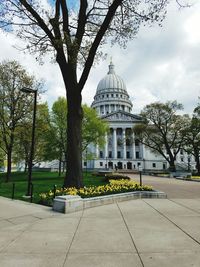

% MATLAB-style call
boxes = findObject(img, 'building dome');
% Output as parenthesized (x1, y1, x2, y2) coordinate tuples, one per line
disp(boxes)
(97, 62, 127, 92)
(91, 61, 133, 116)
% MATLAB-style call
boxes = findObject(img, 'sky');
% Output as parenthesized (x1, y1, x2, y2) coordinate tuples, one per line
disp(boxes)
(0, 1, 199, 115)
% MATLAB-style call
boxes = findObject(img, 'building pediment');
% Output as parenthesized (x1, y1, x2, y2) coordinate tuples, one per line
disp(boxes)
(102, 111, 143, 122)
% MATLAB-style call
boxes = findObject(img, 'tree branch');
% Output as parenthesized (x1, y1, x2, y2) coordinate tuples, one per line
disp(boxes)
(79, 0, 122, 91)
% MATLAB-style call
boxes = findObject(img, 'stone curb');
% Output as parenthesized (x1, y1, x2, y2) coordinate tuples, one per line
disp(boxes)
(53, 191, 167, 214)
(175, 177, 200, 182)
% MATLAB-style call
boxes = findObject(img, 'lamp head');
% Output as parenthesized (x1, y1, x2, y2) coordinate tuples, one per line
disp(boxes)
(21, 87, 37, 94)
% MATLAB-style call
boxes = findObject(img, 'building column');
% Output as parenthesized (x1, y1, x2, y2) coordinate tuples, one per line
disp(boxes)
(96, 144, 99, 158)
(113, 128, 117, 159)
(132, 133, 135, 159)
(104, 133, 108, 158)
(123, 128, 126, 159)
(140, 143, 145, 159)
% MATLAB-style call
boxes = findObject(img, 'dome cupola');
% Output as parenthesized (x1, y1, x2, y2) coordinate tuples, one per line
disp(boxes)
(91, 61, 133, 116)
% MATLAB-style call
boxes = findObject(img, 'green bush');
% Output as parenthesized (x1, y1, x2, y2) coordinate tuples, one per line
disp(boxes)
(104, 173, 130, 182)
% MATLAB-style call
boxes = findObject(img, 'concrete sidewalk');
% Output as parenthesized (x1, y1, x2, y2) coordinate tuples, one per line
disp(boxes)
(1, 196, 200, 266)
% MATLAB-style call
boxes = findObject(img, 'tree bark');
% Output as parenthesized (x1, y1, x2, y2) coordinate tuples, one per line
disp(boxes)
(24, 161, 28, 173)
(165, 145, 176, 172)
(57, 54, 83, 188)
(168, 162, 176, 172)
(64, 86, 83, 188)
(168, 153, 176, 172)
(58, 154, 62, 177)
(194, 150, 200, 175)
(195, 157, 200, 175)
(6, 148, 12, 182)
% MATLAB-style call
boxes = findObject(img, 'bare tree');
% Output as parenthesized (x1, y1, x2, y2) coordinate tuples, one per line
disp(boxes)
(1, 0, 176, 187)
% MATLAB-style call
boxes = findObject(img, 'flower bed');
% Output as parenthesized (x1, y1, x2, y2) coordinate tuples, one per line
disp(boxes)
(39, 179, 153, 206)
(104, 173, 130, 182)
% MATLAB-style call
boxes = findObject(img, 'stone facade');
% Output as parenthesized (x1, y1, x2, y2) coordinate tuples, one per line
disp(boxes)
(85, 62, 195, 172)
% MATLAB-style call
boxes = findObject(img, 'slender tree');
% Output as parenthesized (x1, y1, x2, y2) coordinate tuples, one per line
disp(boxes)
(134, 101, 189, 172)
(82, 104, 108, 152)
(0, 0, 177, 187)
(0, 147, 5, 170)
(14, 102, 50, 171)
(0, 60, 41, 182)
(50, 97, 68, 175)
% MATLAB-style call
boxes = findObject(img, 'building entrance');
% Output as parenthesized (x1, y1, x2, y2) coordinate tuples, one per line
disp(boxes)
(117, 162, 123, 169)
(127, 162, 132, 169)
(108, 161, 113, 169)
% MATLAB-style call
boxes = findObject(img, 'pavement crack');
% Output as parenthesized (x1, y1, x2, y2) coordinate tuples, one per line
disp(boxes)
(116, 202, 144, 267)
(143, 199, 200, 247)
(168, 199, 200, 215)
(62, 210, 84, 267)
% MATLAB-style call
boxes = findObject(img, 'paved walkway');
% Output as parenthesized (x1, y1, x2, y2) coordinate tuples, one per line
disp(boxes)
(1, 191, 200, 266)
(130, 174, 200, 198)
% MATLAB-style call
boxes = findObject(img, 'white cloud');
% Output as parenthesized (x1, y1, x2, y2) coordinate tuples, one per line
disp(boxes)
(0, 1, 199, 115)
(184, 11, 200, 44)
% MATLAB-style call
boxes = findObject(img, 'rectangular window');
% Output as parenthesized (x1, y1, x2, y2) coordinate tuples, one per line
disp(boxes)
(126, 151, 130, 158)
(84, 161, 87, 166)
(117, 151, 121, 158)
(100, 162, 103, 166)
(109, 151, 112, 158)
(163, 163, 166, 170)
(135, 140, 139, 146)
(137, 162, 141, 167)
(152, 163, 156, 168)
(136, 151, 140, 159)
(100, 151, 103, 158)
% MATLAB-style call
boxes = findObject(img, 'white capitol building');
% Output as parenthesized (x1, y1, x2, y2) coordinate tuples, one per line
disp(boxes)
(86, 61, 195, 172)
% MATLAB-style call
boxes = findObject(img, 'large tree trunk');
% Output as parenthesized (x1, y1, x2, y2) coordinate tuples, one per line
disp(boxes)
(57, 55, 83, 188)
(194, 151, 200, 175)
(166, 149, 176, 172)
(168, 155, 176, 172)
(64, 87, 83, 188)
(168, 163, 176, 172)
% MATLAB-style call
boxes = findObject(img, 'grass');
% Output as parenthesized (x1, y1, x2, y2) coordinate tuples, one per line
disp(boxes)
(0, 171, 106, 204)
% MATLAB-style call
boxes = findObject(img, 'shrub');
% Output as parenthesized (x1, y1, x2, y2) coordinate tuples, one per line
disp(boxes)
(104, 173, 130, 182)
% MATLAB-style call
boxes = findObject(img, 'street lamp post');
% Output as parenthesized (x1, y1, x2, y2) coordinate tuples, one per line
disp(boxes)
(21, 87, 37, 196)
(86, 148, 88, 177)
(106, 157, 108, 170)
(138, 166, 143, 186)
(187, 156, 191, 171)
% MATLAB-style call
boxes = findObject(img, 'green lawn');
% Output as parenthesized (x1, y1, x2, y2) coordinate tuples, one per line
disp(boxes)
(0, 171, 106, 204)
